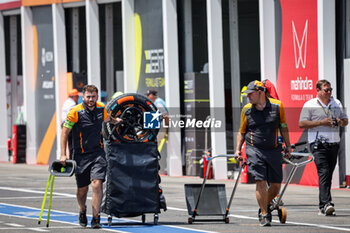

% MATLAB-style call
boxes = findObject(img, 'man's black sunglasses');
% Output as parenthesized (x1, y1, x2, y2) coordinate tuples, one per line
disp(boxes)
(322, 88, 333, 93)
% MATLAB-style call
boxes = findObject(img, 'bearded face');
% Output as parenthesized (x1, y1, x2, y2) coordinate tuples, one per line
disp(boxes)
(83, 91, 98, 109)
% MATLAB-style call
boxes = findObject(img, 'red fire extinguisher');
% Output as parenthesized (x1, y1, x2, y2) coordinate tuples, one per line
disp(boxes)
(240, 142, 249, 183)
(203, 151, 213, 179)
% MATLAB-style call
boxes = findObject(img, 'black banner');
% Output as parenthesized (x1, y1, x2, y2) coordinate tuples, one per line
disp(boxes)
(32, 6, 56, 164)
(134, 0, 165, 99)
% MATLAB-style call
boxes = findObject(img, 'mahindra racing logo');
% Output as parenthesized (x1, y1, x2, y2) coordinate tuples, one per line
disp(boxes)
(292, 20, 308, 69)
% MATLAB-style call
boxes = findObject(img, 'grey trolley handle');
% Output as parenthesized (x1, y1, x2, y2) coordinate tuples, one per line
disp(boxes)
(192, 154, 244, 218)
(273, 152, 314, 208)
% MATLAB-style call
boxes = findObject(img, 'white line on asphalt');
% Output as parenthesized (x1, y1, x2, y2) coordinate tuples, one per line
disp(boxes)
(168, 207, 350, 232)
(221, 208, 350, 213)
(278, 219, 350, 232)
(27, 228, 49, 232)
(0, 227, 63, 232)
(2, 187, 350, 232)
(0, 187, 77, 198)
(0, 203, 214, 233)
(0, 228, 46, 231)
(166, 206, 186, 211)
(0, 226, 78, 230)
(4, 223, 25, 227)
(0, 213, 127, 233)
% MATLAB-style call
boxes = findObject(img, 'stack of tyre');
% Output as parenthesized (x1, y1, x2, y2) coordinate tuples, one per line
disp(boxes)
(102, 93, 159, 143)
(101, 93, 165, 225)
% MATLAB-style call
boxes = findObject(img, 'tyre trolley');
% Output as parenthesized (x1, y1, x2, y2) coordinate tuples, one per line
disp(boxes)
(184, 154, 246, 224)
(101, 93, 166, 226)
(263, 143, 314, 224)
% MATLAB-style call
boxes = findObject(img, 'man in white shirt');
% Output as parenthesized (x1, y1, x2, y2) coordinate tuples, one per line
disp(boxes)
(299, 79, 348, 216)
(62, 89, 81, 124)
(61, 89, 81, 157)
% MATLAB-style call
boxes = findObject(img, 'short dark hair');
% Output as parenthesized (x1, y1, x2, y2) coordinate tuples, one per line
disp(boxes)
(146, 89, 158, 97)
(83, 84, 99, 94)
(316, 80, 331, 90)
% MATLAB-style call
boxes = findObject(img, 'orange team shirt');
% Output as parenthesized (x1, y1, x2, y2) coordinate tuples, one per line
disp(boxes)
(64, 102, 108, 155)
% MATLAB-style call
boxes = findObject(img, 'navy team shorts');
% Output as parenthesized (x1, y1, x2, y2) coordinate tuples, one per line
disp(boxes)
(74, 152, 107, 188)
(245, 144, 283, 183)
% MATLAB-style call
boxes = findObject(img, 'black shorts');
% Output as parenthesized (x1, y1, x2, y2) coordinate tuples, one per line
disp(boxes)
(74, 151, 107, 188)
(245, 144, 282, 183)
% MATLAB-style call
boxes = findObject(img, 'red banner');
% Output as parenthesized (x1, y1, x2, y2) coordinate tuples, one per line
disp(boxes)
(277, 0, 318, 186)
(0, 0, 21, 10)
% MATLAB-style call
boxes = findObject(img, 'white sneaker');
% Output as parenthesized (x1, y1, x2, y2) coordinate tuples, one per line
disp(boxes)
(324, 204, 335, 216)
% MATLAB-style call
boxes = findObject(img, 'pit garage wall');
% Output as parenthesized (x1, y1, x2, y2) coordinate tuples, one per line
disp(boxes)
(32, 6, 57, 165)
(21, 0, 100, 165)
(0, 1, 22, 161)
(0, 11, 8, 161)
(344, 59, 350, 183)
(21, 4, 58, 164)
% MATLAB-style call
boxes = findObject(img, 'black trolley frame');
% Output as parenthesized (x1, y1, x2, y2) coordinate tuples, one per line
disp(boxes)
(185, 154, 246, 224)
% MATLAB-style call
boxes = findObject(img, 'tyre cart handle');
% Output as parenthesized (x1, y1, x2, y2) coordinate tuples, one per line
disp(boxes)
(273, 152, 314, 208)
(192, 154, 241, 218)
(38, 174, 55, 227)
(225, 160, 247, 217)
(38, 160, 75, 227)
(38, 174, 52, 225)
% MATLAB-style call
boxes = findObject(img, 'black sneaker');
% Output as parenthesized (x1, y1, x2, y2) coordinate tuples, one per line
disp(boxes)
(260, 214, 271, 227)
(258, 212, 262, 223)
(79, 208, 87, 227)
(91, 215, 102, 229)
(267, 204, 272, 222)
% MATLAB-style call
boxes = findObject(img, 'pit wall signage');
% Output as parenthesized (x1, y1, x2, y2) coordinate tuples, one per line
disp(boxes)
(134, 0, 165, 99)
(276, 0, 318, 186)
(33, 6, 57, 165)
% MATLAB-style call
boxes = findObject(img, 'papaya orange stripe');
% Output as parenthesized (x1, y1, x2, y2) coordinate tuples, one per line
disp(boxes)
(80, 132, 84, 153)
(23, 0, 82, 7)
(100, 137, 103, 148)
(275, 129, 278, 147)
(36, 112, 57, 164)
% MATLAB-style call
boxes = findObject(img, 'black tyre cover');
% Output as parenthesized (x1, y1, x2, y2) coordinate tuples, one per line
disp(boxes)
(101, 142, 160, 217)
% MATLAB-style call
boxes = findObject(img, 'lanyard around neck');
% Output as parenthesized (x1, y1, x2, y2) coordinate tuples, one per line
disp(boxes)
(317, 99, 331, 117)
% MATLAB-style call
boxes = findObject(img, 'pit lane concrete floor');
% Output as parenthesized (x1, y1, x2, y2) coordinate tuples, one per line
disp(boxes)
(0, 162, 349, 233)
